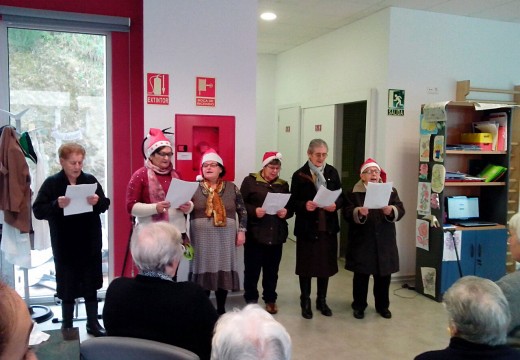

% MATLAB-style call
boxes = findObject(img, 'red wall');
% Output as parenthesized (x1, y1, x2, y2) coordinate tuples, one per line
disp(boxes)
(0, 0, 144, 277)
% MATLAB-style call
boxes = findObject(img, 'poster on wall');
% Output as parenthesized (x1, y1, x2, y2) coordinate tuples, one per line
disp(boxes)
(388, 89, 405, 116)
(196, 76, 216, 107)
(147, 73, 169, 105)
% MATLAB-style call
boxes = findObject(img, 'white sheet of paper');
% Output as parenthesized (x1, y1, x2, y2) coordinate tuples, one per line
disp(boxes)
(166, 178, 199, 208)
(64, 183, 97, 216)
(313, 185, 342, 208)
(363, 182, 393, 209)
(261, 192, 291, 215)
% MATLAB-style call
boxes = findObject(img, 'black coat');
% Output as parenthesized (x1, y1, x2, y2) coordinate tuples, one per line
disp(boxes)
(343, 180, 405, 276)
(290, 162, 343, 277)
(103, 275, 218, 360)
(32, 170, 110, 299)
(240, 172, 291, 246)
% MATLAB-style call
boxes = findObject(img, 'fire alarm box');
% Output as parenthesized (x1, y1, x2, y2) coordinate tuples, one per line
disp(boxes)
(175, 114, 235, 181)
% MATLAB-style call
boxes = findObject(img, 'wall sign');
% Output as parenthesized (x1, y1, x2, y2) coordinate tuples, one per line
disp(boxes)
(388, 89, 405, 116)
(147, 73, 169, 105)
(196, 76, 216, 107)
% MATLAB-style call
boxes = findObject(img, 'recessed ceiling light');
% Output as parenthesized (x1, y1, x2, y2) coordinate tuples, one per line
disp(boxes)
(260, 12, 277, 21)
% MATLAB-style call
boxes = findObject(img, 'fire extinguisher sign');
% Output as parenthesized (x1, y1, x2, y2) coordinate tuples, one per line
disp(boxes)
(147, 73, 169, 105)
(196, 77, 216, 107)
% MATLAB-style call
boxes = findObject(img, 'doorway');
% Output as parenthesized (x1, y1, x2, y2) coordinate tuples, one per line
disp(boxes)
(338, 101, 367, 258)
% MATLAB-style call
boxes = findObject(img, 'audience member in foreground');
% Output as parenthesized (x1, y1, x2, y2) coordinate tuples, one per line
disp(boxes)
(0, 280, 37, 360)
(103, 222, 218, 360)
(415, 276, 520, 359)
(496, 212, 520, 339)
(211, 304, 291, 360)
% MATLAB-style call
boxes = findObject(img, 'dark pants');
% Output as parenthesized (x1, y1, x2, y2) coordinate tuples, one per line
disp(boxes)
(243, 242, 283, 304)
(352, 272, 391, 312)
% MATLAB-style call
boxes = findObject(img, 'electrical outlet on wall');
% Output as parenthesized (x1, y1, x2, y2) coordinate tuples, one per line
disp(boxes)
(427, 87, 439, 95)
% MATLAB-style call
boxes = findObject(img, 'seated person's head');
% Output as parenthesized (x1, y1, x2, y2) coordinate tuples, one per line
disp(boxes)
(211, 304, 291, 360)
(508, 212, 520, 262)
(131, 222, 184, 276)
(0, 280, 37, 360)
(444, 276, 510, 346)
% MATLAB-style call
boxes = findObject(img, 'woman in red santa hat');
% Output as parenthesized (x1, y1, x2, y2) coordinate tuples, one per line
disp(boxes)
(240, 151, 291, 314)
(126, 128, 193, 272)
(289, 139, 344, 319)
(189, 151, 247, 315)
(343, 158, 405, 320)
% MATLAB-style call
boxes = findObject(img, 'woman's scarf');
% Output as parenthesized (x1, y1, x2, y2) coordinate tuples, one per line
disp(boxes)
(202, 179, 227, 227)
(145, 159, 177, 222)
(140, 270, 175, 282)
(308, 160, 327, 190)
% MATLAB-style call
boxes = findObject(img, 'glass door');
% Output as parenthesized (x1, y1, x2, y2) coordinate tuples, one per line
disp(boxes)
(4, 27, 109, 303)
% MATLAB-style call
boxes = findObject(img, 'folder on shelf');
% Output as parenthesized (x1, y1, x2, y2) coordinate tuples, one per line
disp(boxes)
(486, 112, 508, 151)
(473, 121, 498, 150)
(476, 164, 507, 182)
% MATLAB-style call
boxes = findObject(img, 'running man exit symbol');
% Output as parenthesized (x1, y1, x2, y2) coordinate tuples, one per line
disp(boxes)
(388, 89, 405, 116)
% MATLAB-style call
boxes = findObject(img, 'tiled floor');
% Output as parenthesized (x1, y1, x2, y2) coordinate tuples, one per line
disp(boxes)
(36, 240, 449, 359)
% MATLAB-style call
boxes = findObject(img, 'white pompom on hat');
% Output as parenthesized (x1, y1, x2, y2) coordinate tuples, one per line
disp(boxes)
(262, 151, 282, 168)
(146, 128, 172, 158)
(201, 151, 223, 166)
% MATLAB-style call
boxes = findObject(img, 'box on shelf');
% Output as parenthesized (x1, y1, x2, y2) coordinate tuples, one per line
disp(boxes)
(460, 132, 493, 150)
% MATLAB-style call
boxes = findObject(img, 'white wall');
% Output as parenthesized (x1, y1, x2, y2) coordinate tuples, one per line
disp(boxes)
(143, 0, 257, 186)
(265, 6, 520, 277)
(256, 54, 277, 164)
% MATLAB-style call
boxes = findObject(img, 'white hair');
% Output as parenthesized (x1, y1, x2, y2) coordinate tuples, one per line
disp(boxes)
(508, 212, 520, 240)
(443, 276, 511, 346)
(211, 304, 291, 360)
(131, 222, 183, 272)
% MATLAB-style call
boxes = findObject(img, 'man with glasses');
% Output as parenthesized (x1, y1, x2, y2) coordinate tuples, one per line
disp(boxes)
(343, 158, 405, 320)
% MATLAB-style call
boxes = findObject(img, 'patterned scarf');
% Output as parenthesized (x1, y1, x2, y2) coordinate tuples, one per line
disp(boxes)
(145, 159, 178, 222)
(140, 270, 175, 282)
(202, 179, 227, 227)
(308, 160, 327, 190)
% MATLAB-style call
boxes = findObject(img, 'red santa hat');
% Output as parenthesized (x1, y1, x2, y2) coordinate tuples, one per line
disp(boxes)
(146, 128, 172, 158)
(262, 151, 282, 168)
(201, 150, 223, 166)
(360, 158, 387, 182)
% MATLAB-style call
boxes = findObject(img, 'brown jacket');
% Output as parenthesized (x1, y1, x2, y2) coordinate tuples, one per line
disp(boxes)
(0, 127, 31, 233)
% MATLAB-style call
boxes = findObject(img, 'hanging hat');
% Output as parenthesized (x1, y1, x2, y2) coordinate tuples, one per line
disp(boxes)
(201, 151, 223, 166)
(145, 128, 172, 158)
(360, 158, 387, 182)
(262, 151, 282, 168)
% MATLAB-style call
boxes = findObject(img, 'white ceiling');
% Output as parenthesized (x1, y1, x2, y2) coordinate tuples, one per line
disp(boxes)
(257, 0, 520, 54)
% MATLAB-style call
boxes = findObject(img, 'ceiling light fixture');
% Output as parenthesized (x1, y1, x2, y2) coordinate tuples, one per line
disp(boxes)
(260, 12, 277, 21)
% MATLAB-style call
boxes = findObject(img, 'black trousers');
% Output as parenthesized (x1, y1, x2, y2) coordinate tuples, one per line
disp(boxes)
(352, 272, 391, 312)
(243, 241, 283, 304)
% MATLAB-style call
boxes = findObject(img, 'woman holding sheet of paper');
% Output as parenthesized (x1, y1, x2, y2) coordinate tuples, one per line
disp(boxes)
(189, 151, 247, 315)
(343, 158, 405, 320)
(126, 128, 193, 234)
(289, 139, 344, 319)
(33, 142, 110, 337)
(240, 151, 291, 314)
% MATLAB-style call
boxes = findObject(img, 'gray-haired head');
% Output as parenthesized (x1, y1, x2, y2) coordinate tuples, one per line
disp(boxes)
(443, 275, 511, 346)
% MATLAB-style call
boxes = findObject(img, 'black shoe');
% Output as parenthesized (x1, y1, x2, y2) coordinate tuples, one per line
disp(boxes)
(301, 298, 313, 319)
(353, 309, 365, 319)
(86, 321, 107, 337)
(316, 299, 332, 316)
(378, 309, 392, 319)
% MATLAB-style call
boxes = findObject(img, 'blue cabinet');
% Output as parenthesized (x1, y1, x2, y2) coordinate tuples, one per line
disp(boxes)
(440, 228, 507, 295)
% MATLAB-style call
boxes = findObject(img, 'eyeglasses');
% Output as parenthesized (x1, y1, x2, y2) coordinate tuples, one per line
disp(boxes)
(362, 169, 381, 174)
(312, 153, 328, 158)
(202, 162, 219, 168)
(266, 165, 281, 172)
(156, 151, 174, 158)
